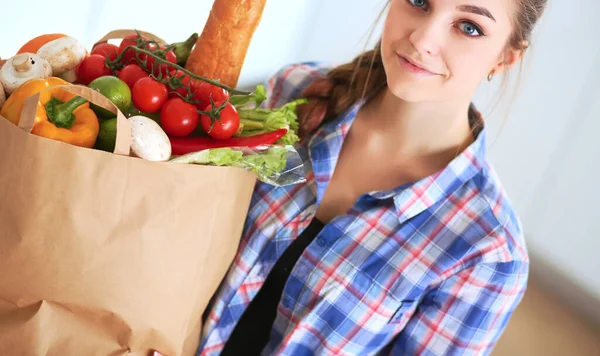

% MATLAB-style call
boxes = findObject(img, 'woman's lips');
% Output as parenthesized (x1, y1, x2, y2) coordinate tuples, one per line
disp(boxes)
(397, 54, 438, 76)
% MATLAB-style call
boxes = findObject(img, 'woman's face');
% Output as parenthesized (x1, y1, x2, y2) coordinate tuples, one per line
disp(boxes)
(381, 0, 521, 103)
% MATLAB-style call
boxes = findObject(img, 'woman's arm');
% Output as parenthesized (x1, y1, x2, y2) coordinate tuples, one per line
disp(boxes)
(388, 260, 529, 356)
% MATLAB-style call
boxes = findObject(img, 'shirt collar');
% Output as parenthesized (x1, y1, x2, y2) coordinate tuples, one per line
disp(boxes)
(389, 129, 486, 223)
(307, 100, 487, 224)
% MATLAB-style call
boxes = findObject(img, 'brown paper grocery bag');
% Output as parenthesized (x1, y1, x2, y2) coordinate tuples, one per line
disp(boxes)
(0, 84, 256, 355)
(94, 29, 168, 46)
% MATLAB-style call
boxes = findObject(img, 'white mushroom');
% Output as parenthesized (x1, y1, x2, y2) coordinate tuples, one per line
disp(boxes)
(36, 36, 86, 83)
(128, 115, 172, 162)
(0, 53, 52, 94)
(0, 81, 6, 108)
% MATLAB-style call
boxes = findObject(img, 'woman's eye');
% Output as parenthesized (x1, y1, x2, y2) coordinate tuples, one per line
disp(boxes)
(408, 0, 429, 10)
(458, 22, 484, 37)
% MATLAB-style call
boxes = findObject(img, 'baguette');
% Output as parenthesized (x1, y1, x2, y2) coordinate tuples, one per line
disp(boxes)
(185, 0, 268, 88)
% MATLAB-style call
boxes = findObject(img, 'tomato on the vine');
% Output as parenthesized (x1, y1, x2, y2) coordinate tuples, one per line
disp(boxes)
(76, 54, 112, 85)
(200, 101, 240, 140)
(190, 81, 230, 110)
(167, 69, 193, 99)
(119, 34, 144, 64)
(160, 97, 199, 137)
(91, 43, 119, 61)
(118, 64, 148, 89)
(118, 34, 158, 65)
(132, 77, 168, 114)
(145, 46, 177, 77)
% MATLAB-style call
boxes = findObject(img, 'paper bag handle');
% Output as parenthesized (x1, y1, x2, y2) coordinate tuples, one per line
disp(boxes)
(94, 29, 168, 47)
(18, 85, 132, 156)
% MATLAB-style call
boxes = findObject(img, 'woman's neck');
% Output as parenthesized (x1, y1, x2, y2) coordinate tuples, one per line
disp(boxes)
(357, 88, 475, 161)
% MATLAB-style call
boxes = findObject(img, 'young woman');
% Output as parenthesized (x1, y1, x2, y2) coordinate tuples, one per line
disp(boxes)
(195, 0, 548, 354)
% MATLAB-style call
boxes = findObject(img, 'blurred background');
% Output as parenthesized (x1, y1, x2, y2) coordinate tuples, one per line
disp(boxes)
(2, 0, 599, 354)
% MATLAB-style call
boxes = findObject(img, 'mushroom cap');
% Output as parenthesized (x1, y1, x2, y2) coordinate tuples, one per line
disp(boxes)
(128, 115, 172, 162)
(37, 36, 87, 75)
(0, 53, 52, 94)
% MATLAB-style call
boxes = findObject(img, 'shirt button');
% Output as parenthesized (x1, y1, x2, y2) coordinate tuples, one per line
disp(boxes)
(317, 237, 328, 247)
(282, 296, 293, 308)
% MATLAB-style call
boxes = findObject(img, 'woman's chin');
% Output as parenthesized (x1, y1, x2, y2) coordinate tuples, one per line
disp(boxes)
(387, 81, 433, 103)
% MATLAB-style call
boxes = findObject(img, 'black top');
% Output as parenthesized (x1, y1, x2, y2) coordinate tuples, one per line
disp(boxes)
(221, 217, 325, 356)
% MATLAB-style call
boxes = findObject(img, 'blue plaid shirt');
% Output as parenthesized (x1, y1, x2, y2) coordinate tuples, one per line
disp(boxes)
(197, 63, 529, 355)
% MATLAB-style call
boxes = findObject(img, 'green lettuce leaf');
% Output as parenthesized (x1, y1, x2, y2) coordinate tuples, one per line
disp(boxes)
(170, 147, 244, 166)
(169, 146, 290, 185)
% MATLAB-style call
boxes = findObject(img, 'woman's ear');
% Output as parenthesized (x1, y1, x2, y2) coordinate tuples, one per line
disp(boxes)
(492, 40, 528, 75)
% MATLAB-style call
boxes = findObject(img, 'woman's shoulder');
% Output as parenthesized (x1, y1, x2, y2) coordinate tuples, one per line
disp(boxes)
(262, 61, 333, 109)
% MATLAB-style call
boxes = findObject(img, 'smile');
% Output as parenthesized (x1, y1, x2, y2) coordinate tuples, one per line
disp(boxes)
(396, 54, 439, 76)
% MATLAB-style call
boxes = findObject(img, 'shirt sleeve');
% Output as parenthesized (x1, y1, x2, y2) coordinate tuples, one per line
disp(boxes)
(388, 260, 529, 356)
(261, 62, 331, 109)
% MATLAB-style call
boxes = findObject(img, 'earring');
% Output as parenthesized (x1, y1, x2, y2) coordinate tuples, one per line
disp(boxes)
(487, 71, 495, 82)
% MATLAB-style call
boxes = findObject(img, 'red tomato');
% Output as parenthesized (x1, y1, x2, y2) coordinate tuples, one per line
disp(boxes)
(76, 54, 112, 85)
(146, 46, 177, 77)
(167, 69, 193, 99)
(118, 64, 148, 89)
(200, 101, 240, 140)
(191, 81, 229, 109)
(118, 34, 143, 64)
(132, 77, 168, 114)
(91, 43, 119, 61)
(160, 98, 199, 137)
(118, 34, 157, 65)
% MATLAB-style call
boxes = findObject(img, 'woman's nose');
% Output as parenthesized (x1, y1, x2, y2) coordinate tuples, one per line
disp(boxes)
(408, 18, 445, 56)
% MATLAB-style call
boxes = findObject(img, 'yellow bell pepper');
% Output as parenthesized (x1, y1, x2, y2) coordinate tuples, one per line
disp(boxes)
(0, 77, 100, 148)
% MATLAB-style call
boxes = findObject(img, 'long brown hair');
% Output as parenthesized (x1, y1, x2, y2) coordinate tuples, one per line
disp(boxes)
(296, 0, 548, 139)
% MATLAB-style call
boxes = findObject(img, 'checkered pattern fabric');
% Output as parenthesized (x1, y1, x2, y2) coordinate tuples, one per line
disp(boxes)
(197, 62, 529, 356)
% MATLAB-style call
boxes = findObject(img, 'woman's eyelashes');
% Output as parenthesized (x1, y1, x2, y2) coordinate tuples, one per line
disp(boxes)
(405, 0, 487, 38)
(407, 0, 430, 11)
(457, 21, 486, 37)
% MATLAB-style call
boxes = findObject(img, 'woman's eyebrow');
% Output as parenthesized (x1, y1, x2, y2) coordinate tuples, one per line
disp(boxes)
(457, 4, 497, 22)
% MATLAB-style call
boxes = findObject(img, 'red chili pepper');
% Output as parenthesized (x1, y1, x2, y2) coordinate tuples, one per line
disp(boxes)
(170, 128, 288, 155)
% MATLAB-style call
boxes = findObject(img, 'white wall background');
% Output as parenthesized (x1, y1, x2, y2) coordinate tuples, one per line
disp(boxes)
(477, 0, 600, 300)
(2, 1, 599, 298)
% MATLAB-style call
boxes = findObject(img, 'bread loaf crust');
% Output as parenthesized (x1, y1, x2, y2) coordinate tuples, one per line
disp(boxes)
(185, 0, 267, 88)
